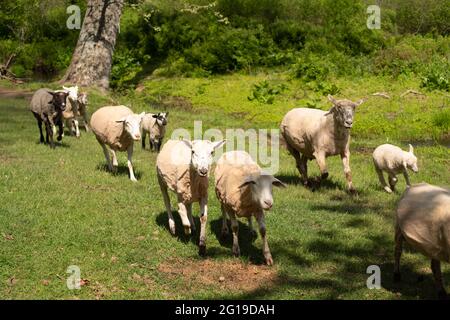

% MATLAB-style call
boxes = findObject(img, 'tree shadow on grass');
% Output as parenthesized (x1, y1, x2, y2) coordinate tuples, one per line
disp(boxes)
(275, 173, 348, 193)
(95, 163, 142, 180)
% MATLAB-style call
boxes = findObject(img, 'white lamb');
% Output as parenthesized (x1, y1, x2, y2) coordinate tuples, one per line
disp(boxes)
(394, 183, 450, 299)
(141, 112, 168, 152)
(156, 139, 226, 256)
(372, 144, 418, 193)
(90, 106, 145, 182)
(214, 151, 286, 265)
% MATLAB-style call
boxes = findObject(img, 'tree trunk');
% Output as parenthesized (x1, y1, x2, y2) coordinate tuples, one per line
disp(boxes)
(61, 0, 124, 90)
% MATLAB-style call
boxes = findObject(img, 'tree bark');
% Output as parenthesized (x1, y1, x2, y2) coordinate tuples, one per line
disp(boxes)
(61, 0, 124, 90)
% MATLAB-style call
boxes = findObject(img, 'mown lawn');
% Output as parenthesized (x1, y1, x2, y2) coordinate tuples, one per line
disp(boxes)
(0, 75, 449, 300)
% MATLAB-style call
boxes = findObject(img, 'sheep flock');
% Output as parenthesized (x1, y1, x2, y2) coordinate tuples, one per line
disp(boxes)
(28, 87, 449, 299)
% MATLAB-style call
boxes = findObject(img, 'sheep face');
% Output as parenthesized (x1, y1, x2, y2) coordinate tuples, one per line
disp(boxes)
(405, 144, 419, 173)
(327, 95, 364, 129)
(239, 174, 286, 210)
(48, 91, 69, 112)
(183, 140, 226, 177)
(62, 85, 79, 101)
(117, 112, 145, 141)
(152, 112, 169, 126)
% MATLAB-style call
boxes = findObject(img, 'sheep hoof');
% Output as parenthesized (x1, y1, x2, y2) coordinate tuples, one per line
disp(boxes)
(321, 172, 329, 180)
(198, 245, 206, 257)
(265, 256, 274, 266)
(384, 186, 393, 193)
(250, 230, 258, 239)
(349, 187, 357, 195)
(184, 226, 191, 236)
(130, 177, 138, 182)
(57, 136, 62, 141)
(169, 222, 176, 236)
(393, 272, 401, 283)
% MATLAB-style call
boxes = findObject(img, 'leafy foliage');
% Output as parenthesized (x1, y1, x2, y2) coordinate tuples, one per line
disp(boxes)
(247, 80, 287, 104)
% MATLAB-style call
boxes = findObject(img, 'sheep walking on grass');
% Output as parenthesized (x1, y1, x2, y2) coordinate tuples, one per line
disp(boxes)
(90, 106, 144, 182)
(214, 151, 286, 265)
(156, 139, 226, 256)
(280, 95, 364, 193)
(394, 183, 450, 299)
(141, 112, 168, 152)
(61, 86, 90, 138)
(30, 88, 69, 149)
(372, 144, 418, 193)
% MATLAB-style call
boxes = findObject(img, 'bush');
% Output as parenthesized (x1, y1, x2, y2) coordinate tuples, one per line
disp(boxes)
(248, 80, 287, 104)
(420, 59, 450, 92)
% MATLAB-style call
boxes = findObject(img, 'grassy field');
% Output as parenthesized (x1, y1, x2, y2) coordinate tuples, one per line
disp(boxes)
(0, 74, 449, 300)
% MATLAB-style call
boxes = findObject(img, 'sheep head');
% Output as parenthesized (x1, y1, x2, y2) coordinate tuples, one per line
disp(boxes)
(152, 112, 169, 126)
(327, 95, 364, 129)
(182, 139, 226, 177)
(47, 90, 69, 112)
(239, 173, 286, 211)
(404, 144, 419, 173)
(116, 112, 145, 141)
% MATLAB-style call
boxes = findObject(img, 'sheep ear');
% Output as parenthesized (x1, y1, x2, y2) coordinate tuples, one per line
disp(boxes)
(328, 94, 338, 105)
(272, 177, 287, 188)
(409, 144, 414, 154)
(165, 112, 169, 116)
(212, 139, 226, 150)
(47, 91, 56, 97)
(152, 113, 158, 118)
(181, 139, 192, 149)
(238, 176, 256, 189)
(139, 112, 145, 118)
(325, 106, 336, 115)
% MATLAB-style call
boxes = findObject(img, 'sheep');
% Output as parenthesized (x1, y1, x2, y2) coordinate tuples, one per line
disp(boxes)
(156, 139, 226, 256)
(372, 143, 419, 193)
(214, 151, 286, 265)
(394, 183, 450, 299)
(30, 88, 69, 149)
(280, 95, 364, 192)
(141, 112, 169, 152)
(90, 106, 145, 182)
(61, 91, 90, 138)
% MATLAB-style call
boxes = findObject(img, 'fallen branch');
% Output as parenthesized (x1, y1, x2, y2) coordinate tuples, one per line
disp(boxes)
(400, 89, 426, 98)
(371, 92, 390, 99)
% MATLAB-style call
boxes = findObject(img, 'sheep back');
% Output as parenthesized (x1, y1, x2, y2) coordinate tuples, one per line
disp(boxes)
(156, 140, 208, 203)
(373, 144, 407, 173)
(396, 183, 450, 262)
(90, 106, 134, 151)
(214, 151, 262, 217)
(30, 88, 54, 117)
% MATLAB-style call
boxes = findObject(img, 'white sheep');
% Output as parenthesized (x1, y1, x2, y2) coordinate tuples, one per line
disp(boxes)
(372, 144, 418, 193)
(90, 106, 144, 182)
(214, 151, 286, 265)
(156, 139, 226, 255)
(394, 183, 450, 299)
(280, 95, 364, 192)
(62, 91, 90, 138)
(141, 112, 169, 152)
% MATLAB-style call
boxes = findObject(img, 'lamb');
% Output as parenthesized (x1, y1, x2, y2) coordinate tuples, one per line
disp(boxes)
(61, 88, 90, 138)
(214, 151, 286, 265)
(141, 112, 169, 152)
(90, 106, 145, 182)
(372, 144, 419, 193)
(30, 88, 69, 149)
(394, 183, 450, 299)
(280, 95, 364, 192)
(156, 139, 226, 255)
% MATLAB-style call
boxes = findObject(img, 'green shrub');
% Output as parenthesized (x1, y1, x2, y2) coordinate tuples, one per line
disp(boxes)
(420, 59, 450, 91)
(248, 80, 287, 104)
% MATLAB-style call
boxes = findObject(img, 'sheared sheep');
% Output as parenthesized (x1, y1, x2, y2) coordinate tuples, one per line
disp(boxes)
(394, 183, 450, 299)
(214, 151, 286, 265)
(141, 112, 169, 152)
(156, 139, 226, 255)
(90, 106, 145, 182)
(30, 88, 69, 149)
(373, 143, 419, 193)
(280, 95, 364, 192)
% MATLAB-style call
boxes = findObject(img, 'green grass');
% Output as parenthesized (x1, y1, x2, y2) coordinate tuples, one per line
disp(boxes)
(0, 74, 449, 300)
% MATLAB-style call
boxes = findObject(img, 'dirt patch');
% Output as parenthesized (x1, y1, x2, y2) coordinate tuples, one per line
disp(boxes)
(353, 145, 374, 155)
(0, 87, 33, 99)
(158, 257, 278, 294)
(155, 96, 193, 111)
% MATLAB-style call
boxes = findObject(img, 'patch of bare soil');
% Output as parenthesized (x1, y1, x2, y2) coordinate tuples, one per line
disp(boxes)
(0, 87, 33, 99)
(160, 96, 193, 111)
(158, 257, 278, 293)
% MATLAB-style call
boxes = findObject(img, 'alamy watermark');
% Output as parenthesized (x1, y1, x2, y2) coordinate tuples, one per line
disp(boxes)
(366, 265, 381, 289)
(66, 5, 81, 30)
(367, 5, 381, 30)
(66, 265, 81, 290)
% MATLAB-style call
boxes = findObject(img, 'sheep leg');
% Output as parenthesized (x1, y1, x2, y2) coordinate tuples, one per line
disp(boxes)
(388, 174, 398, 192)
(220, 204, 229, 238)
(34, 114, 45, 143)
(177, 200, 191, 236)
(431, 259, 448, 299)
(341, 151, 355, 192)
(256, 213, 273, 266)
(229, 212, 240, 257)
(57, 120, 63, 141)
(149, 139, 154, 152)
(158, 174, 175, 235)
(286, 143, 308, 185)
(403, 169, 411, 188)
(187, 203, 195, 233)
(44, 119, 55, 149)
(393, 224, 403, 282)
(248, 216, 257, 238)
(100, 143, 113, 171)
(110, 149, 118, 173)
(127, 145, 137, 182)
(375, 166, 392, 193)
(81, 109, 90, 132)
(157, 141, 162, 152)
(198, 197, 208, 256)
(141, 131, 146, 150)
(73, 119, 80, 138)
(314, 152, 328, 180)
